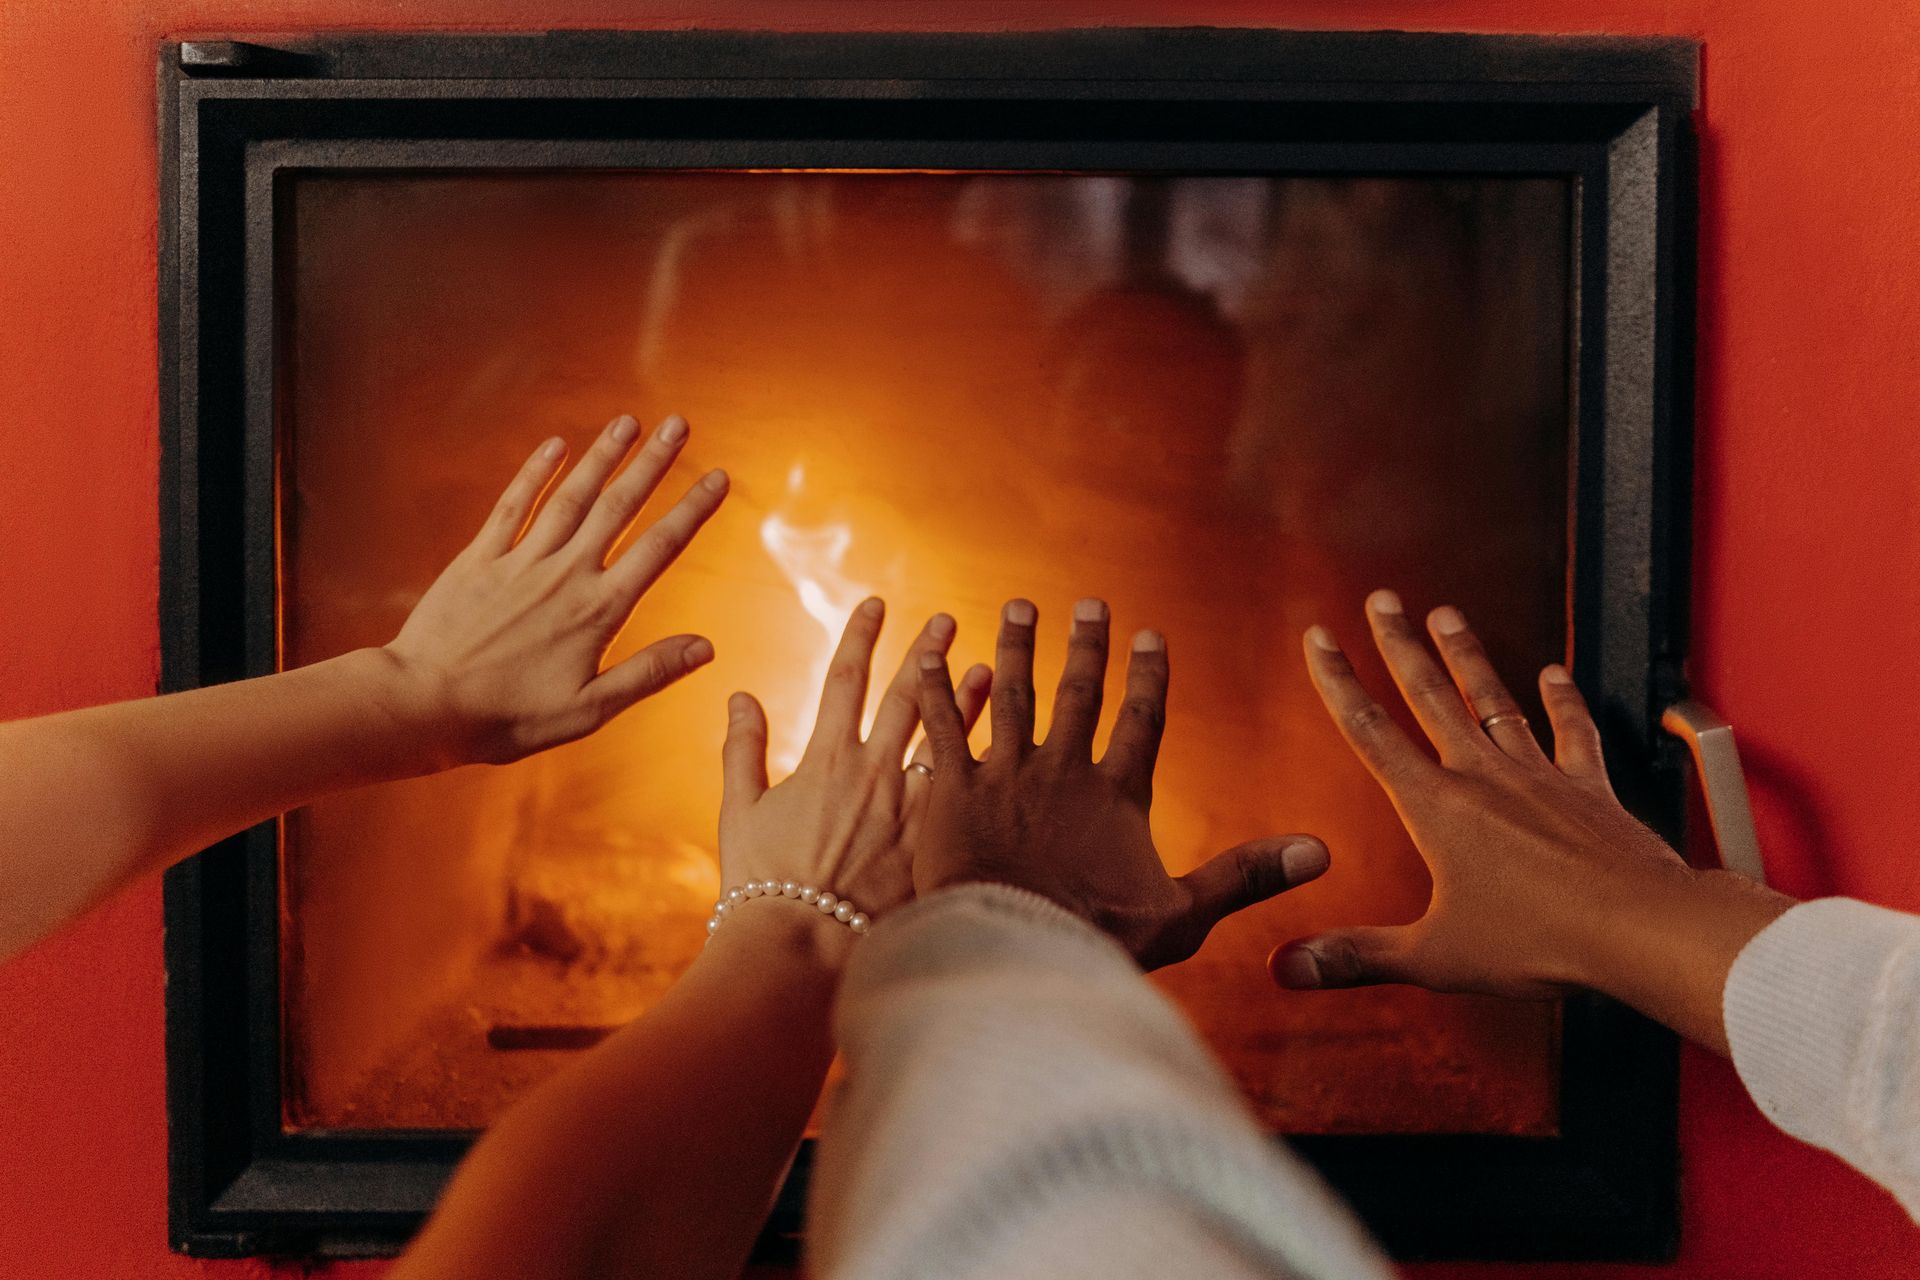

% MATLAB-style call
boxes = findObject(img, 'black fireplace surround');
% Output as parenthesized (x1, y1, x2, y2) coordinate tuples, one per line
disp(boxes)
(159, 28, 1698, 1263)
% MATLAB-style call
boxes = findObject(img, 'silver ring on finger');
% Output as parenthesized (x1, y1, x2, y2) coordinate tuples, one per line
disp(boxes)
(906, 761, 934, 780)
(1479, 712, 1529, 735)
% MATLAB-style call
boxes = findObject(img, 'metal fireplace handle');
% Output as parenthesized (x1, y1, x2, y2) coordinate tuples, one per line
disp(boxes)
(1660, 700, 1768, 886)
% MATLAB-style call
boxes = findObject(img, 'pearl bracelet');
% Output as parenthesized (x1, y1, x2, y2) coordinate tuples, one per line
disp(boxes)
(707, 879, 871, 941)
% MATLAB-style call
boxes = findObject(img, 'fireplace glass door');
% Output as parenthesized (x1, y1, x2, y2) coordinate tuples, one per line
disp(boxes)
(278, 170, 1571, 1138)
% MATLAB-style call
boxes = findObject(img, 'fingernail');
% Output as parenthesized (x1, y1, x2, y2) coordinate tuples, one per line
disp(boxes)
(1543, 663, 1572, 685)
(1306, 625, 1339, 652)
(541, 437, 566, 461)
(1367, 589, 1402, 616)
(1430, 606, 1467, 636)
(1271, 946, 1323, 990)
(658, 415, 688, 445)
(1073, 598, 1108, 624)
(703, 468, 729, 493)
(1003, 599, 1036, 626)
(1132, 629, 1165, 653)
(610, 414, 640, 444)
(927, 613, 956, 641)
(860, 597, 884, 619)
(1282, 840, 1330, 884)
(685, 637, 715, 666)
(919, 651, 945, 672)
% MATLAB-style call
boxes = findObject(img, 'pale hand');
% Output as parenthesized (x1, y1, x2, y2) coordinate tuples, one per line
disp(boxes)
(383, 414, 729, 769)
(718, 598, 991, 950)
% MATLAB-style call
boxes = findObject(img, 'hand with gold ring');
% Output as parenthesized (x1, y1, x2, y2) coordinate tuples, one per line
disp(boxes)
(719, 601, 989, 955)
(1272, 589, 1792, 1057)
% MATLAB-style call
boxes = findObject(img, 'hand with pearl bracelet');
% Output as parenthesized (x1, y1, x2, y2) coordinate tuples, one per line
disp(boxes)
(711, 596, 992, 957)
(398, 594, 989, 1280)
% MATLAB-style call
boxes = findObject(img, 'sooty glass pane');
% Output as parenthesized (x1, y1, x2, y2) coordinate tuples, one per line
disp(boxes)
(278, 172, 1570, 1135)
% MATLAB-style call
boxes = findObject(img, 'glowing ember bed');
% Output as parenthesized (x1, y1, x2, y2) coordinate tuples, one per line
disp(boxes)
(160, 29, 1698, 1263)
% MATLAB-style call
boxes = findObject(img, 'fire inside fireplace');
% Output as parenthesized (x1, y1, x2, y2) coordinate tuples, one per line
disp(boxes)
(278, 169, 1570, 1137)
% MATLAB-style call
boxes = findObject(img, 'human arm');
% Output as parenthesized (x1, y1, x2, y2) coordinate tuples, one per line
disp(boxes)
(810, 885, 1391, 1280)
(392, 600, 989, 1280)
(804, 599, 1384, 1280)
(1274, 591, 1920, 1214)
(0, 414, 726, 965)
(1268, 589, 1794, 1055)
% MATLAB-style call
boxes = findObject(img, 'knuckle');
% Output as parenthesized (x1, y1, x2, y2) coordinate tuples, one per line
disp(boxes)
(545, 490, 588, 524)
(826, 660, 865, 687)
(572, 591, 612, 629)
(995, 683, 1034, 718)
(1472, 691, 1521, 719)
(633, 526, 680, 563)
(1056, 675, 1103, 705)
(1238, 847, 1291, 901)
(1345, 700, 1393, 734)
(1405, 671, 1458, 701)
(1117, 695, 1165, 733)
(1318, 935, 1372, 985)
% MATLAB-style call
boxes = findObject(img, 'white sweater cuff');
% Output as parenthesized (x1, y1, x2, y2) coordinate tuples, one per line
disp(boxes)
(1723, 896, 1920, 1215)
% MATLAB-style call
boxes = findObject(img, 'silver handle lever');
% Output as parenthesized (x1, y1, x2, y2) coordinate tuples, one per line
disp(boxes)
(1660, 700, 1767, 886)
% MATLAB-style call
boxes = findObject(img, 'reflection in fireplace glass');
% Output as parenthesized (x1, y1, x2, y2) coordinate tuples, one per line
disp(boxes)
(279, 171, 1570, 1136)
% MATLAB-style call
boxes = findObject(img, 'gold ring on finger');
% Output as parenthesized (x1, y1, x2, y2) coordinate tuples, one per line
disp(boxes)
(1479, 712, 1529, 734)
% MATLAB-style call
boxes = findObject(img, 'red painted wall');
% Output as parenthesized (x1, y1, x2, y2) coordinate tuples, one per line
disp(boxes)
(1, 2, 1915, 1276)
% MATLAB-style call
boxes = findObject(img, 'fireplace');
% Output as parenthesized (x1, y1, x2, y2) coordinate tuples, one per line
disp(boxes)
(161, 29, 1696, 1262)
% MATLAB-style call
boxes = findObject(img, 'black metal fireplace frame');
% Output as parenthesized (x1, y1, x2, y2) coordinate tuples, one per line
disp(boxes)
(159, 28, 1698, 1263)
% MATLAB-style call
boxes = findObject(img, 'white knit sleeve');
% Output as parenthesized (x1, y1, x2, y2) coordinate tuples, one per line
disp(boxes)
(806, 883, 1392, 1280)
(1723, 897, 1920, 1219)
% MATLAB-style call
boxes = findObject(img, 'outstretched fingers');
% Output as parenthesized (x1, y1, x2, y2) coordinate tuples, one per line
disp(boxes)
(518, 415, 644, 557)
(1364, 590, 1485, 764)
(953, 662, 994, 738)
(601, 468, 729, 604)
(472, 436, 567, 557)
(721, 691, 771, 818)
(867, 613, 957, 761)
(1099, 629, 1169, 797)
(808, 598, 886, 753)
(1301, 625, 1433, 790)
(989, 599, 1039, 761)
(1539, 664, 1612, 789)
(1044, 598, 1110, 756)
(582, 634, 714, 727)
(1426, 606, 1548, 767)
(916, 651, 977, 776)
(571, 415, 691, 563)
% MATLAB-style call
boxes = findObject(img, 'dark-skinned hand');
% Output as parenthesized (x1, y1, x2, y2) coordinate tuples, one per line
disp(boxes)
(1272, 589, 1791, 1056)
(913, 597, 1330, 970)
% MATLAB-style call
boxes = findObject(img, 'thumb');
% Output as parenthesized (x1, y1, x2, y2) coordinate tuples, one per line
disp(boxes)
(1268, 925, 1414, 990)
(721, 691, 769, 815)
(1178, 833, 1330, 930)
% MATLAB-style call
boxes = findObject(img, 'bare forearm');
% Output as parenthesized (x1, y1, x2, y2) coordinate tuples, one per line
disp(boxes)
(395, 908, 848, 1280)
(1574, 864, 1795, 1056)
(0, 647, 433, 961)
